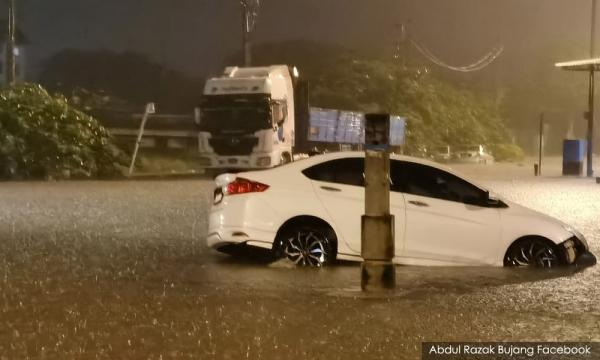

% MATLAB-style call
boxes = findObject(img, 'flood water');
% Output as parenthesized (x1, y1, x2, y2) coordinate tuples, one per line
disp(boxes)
(1, 162, 599, 359)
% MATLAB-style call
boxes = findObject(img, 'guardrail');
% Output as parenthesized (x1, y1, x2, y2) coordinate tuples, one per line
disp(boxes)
(95, 111, 200, 151)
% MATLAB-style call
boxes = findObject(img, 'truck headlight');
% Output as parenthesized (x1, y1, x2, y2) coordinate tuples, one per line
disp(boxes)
(257, 157, 271, 167)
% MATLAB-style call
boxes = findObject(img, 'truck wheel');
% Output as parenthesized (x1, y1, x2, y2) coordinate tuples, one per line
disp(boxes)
(280, 153, 291, 165)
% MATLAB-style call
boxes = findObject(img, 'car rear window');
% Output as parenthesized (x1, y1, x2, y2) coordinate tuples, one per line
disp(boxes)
(302, 158, 365, 187)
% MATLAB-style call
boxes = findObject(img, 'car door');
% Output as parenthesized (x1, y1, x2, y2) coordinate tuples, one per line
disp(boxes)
(396, 161, 501, 265)
(302, 157, 406, 255)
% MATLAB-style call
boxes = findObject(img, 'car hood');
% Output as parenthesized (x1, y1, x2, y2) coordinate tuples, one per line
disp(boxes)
(502, 199, 566, 224)
(500, 198, 576, 242)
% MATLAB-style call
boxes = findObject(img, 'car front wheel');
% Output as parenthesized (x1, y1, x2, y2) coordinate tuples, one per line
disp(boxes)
(504, 238, 561, 268)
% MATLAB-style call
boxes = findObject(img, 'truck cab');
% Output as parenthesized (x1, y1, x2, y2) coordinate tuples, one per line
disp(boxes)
(198, 65, 297, 170)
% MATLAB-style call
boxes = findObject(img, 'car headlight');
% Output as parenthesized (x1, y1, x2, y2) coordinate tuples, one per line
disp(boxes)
(575, 232, 590, 251)
(564, 225, 589, 250)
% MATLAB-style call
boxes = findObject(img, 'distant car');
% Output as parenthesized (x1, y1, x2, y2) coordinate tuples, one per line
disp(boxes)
(207, 152, 595, 268)
(432, 145, 452, 163)
(454, 145, 494, 164)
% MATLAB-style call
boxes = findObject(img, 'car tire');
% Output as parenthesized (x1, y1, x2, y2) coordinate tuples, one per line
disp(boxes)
(504, 238, 561, 268)
(274, 225, 335, 267)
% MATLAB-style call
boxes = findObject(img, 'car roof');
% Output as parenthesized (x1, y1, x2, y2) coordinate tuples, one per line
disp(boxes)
(281, 151, 490, 191)
(289, 151, 441, 170)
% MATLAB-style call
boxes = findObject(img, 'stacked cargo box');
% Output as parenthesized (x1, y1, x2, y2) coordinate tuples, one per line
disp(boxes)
(308, 108, 338, 143)
(308, 107, 405, 147)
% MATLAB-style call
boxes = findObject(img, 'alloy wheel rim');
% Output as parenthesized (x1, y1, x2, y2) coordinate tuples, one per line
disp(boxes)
(507, 241, 558, 268)
(284, 231, 328, 267)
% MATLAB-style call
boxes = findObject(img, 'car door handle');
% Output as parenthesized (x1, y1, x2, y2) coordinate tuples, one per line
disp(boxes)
(320, 186, 342, 192)
(408, 200, 429, 207)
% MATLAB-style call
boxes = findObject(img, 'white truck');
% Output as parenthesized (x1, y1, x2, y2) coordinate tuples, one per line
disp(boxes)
(197, 65, 304, 171)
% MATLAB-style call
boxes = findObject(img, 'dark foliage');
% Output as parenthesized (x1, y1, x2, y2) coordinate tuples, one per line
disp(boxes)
(0, 84, 126, 179)
(39, 49, 205, 113)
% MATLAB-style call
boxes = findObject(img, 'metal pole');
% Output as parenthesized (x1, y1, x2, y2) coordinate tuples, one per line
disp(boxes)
(588, 71, 595, 177)
(588, 0, 597, 177)
(361, 114, 395, 291)
(128, 103, 155, 176)
(401, 23, 407, 70)
(592, 0, 597, 56)
(538, 113, 544, 176)
(5, 0, 16, 85)
(241, 1, 251, 66)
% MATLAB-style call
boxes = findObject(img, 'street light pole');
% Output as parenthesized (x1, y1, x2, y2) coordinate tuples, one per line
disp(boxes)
(588, 0, 597, 177)
(240, 0, 259, 67)
(538, 113, 544, 176)
(5, 0, 16, 85)
(241, 1, 251, 66)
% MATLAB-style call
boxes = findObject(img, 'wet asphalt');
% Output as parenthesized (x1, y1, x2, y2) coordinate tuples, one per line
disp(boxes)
(0, 162, 599, 359)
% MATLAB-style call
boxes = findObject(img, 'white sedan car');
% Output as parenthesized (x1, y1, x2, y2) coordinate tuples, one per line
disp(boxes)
(207, 152, 595, 268)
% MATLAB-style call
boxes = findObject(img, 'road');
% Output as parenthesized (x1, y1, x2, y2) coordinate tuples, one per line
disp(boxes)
(0, 162, 599, 359)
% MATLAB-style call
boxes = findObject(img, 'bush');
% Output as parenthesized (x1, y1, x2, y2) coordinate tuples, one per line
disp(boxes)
(489, 143, 525, 162)
(0, 84, 126, 179)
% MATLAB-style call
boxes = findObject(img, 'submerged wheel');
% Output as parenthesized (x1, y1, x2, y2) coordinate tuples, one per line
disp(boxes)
(504, 238, 561, 268)
(275, 226, 334, 267)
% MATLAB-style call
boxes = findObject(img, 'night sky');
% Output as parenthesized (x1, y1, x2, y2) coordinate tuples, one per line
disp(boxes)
(11, 0, 596, 79)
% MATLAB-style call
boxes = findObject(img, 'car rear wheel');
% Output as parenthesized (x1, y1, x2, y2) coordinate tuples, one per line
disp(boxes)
(275, 226, 334, 267)
(504, 238, 561, 268)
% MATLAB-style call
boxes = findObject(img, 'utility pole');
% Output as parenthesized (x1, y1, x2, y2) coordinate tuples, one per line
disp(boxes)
(538, 113, 544, 176)
(241, 2, 251, 66)
(588, 0, 597, 177)
(401, 23, 407, 70)
(5, 0, 16, 86)
(240, 0, 259, 67)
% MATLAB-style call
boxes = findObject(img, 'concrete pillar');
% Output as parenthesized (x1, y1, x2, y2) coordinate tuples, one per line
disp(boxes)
(361, 114, 395, 291)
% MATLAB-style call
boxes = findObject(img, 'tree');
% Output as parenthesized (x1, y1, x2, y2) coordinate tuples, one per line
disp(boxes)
(305, 53, 512, 154)
(0, 84, 125, 179)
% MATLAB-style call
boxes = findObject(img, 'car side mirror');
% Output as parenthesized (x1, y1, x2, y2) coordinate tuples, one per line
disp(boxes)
(463, 195, 485, 206)
(486, 196, 507, 208)
(485, 192, 508, 208)
(463, 191, 491, 207)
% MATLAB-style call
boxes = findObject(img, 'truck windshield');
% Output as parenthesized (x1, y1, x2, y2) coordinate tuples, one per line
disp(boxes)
(200, 95, 271, 134)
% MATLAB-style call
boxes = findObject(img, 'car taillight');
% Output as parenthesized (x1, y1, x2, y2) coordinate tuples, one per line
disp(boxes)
(225, 177, 269, 195)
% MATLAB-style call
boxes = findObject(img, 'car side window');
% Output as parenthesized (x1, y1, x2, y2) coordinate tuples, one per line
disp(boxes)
(397, 161, 485, 204)
(390, 160, 404, 193)
(302, 158, 365, 187)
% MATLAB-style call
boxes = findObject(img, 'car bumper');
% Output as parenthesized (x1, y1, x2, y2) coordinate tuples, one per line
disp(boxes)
(574, 251, 597, 268)
(206, 227, 274, 250)
(560, 236, 596, 268)
(207, 195, 279, 251)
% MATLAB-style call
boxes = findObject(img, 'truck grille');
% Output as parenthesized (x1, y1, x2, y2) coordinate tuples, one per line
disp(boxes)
(209, 136, 259, 156)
